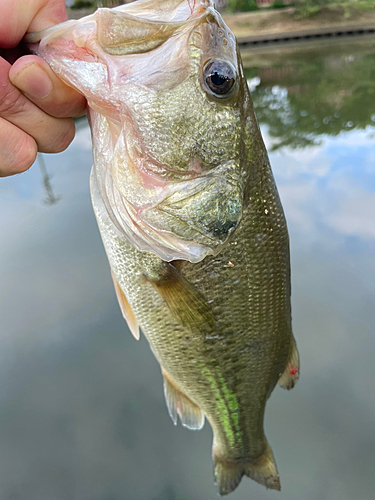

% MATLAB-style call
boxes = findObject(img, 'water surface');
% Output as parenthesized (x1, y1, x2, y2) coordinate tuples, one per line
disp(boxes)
(0, 38, 374, 500)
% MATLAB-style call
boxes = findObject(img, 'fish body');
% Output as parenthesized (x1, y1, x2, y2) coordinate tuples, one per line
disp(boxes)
(27, 0, 299, 494)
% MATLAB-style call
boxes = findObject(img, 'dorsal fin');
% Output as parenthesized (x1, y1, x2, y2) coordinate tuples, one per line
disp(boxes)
(162, 368, 205, 430)
(111, 272, 140, 340)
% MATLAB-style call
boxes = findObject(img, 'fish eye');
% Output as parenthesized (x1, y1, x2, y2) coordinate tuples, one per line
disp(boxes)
(203, 60, 237, 98)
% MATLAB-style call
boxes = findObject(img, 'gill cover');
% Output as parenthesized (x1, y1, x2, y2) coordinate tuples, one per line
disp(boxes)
(26, 0, 244, 263)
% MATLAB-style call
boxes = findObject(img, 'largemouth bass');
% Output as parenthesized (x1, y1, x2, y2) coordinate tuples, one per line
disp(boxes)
(27, 0, 299, 494)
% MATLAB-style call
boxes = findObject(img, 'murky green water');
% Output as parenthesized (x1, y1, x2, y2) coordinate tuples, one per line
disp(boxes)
(1, 37, 375, 500)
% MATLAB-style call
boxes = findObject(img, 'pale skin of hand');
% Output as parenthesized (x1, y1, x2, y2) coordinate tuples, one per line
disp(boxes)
(0, 0, 87, 176)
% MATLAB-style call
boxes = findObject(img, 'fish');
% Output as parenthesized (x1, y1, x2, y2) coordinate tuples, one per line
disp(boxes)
(26, 0, 300, 495)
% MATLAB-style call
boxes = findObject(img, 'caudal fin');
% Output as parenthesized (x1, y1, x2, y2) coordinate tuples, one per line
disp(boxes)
(214, 442, 280, 496)
(214, 456, 244, 496)
(245, 441, 281, 490)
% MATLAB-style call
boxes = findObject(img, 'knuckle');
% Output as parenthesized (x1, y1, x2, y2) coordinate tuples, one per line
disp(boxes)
(55, 122, 76, 152)
(0, 135, 37, 176)
(16, 144, 38, 173)
(0, 83, 27, 117)
(39, 120, 75, 154)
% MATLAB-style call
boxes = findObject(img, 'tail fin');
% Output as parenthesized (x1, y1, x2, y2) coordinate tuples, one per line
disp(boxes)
(245, 441, 281, 490)
(214, 442, 280, 496)
(214, 456, 244, 496)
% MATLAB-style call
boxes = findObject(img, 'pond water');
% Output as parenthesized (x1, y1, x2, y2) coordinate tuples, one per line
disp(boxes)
(1, 37, 375, 500)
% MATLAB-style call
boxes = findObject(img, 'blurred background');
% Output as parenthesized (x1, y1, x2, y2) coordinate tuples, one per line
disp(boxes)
(0, 1, 375, 499)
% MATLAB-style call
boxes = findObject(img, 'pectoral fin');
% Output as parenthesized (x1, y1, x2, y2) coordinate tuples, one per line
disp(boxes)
(278, 335, 299, 390)
(162, 369, 205, 430)
(111, 272, 140, 340)
(145, 261, 215, 332)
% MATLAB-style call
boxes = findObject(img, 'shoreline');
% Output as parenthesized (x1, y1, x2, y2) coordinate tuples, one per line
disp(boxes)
(223, 5, 375, 46)
(67, 4, 375, 46)
(236, 23, 375, 47)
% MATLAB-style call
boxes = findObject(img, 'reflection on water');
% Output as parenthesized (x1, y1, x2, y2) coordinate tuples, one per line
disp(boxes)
(0, 39, 375, 500)
(245, 37, 375, 150)
(38, 154, 61, 206)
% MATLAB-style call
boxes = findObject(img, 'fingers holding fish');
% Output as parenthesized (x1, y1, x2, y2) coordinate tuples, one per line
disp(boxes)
(0, 56, 75, 174)
(0, 0, 84, 176)
(9, 56, 87, 119)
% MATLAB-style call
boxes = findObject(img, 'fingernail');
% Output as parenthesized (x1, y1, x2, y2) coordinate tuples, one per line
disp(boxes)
(11, 63, 53, 100)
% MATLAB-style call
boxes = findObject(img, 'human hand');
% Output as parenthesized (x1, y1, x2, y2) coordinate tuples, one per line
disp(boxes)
(0, 0, 87, 176)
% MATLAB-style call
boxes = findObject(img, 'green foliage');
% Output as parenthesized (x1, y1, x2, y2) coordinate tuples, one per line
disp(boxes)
(227, 0, 259, 13)
(293, 0, 332, 18)
(71, 0, 94, 9)
(272, 0, 287, 9)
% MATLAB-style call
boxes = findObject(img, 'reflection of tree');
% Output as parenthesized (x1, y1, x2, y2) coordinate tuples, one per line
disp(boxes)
(247, 51, 375, 150)
(38, 154, 61, 206)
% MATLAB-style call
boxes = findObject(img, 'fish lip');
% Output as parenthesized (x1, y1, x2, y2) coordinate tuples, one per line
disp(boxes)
(111, 0, 216, 22)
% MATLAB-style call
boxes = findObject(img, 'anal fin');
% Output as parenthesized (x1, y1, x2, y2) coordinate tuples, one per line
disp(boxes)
(278, 335, 300, 390)
(162, 369, 205, 430)
(111, 272, 140, 341)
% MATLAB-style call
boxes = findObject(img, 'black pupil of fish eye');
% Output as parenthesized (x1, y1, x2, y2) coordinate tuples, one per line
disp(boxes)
(204, 61, 235, 96)
(211, 71, 226, 87)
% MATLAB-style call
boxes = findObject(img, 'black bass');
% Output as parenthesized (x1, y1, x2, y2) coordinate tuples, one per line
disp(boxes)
(27, 0, 299, 494)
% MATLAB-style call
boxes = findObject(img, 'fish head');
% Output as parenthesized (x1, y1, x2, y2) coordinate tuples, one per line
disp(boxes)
(28, 0, 255, 263)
